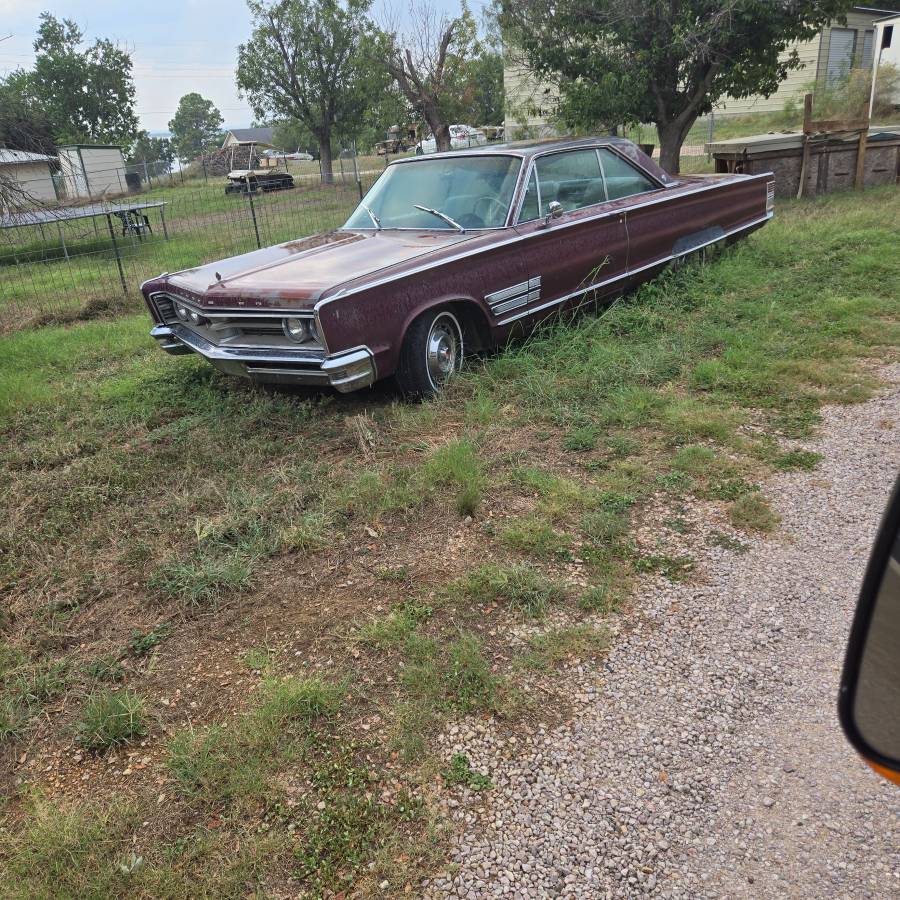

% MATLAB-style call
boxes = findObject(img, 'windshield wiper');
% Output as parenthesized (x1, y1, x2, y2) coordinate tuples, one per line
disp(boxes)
(413, 204, 465, 232)
(360, 203, 381, 230)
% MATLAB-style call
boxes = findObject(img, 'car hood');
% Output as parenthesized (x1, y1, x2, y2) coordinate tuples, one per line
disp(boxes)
(165, 229, 477, 310)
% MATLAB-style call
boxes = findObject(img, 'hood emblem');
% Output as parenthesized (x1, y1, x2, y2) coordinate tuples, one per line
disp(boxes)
(215, 272, 222, 283)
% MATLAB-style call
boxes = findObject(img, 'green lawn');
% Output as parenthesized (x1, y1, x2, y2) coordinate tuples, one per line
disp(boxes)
(1, 186, 898, 897)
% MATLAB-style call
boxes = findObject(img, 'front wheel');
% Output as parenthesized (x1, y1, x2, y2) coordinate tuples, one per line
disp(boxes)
(395, 309, 463, 399)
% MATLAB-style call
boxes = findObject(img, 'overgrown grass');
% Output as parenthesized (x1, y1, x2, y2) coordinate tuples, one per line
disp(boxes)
(1, 187, 898, 895)
(76, 690, 147, 750)
(448, 563, 566, 617)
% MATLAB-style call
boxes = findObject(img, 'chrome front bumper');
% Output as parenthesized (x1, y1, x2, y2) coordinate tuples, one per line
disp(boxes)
(151, 324, 376, 393)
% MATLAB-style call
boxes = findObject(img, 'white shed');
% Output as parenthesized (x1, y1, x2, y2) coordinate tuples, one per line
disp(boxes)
(58, 145, 127, 199)
(0, 150, 58, 207)
(872, 14, 900, 108)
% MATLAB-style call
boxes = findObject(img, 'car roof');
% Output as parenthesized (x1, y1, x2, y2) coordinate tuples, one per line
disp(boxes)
(395, 136, 636, 162)
(389, 135, 675, 186)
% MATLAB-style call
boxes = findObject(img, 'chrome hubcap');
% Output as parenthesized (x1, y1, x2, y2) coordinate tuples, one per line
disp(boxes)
(426, 317, 459, 387)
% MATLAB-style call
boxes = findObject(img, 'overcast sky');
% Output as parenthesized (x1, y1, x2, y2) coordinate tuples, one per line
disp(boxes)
(0, 0, 481, 133)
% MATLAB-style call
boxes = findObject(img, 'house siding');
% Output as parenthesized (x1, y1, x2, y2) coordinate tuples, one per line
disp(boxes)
(715, 34, 823, 115)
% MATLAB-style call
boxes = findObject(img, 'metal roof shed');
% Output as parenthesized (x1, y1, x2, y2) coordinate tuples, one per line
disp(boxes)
(58, 145, 126, 199)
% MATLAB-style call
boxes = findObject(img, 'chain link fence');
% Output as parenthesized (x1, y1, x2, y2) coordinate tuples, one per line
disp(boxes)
(1, 169, 377, 332)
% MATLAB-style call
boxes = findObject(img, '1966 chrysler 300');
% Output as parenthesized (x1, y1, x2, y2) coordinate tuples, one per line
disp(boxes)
(141, 137, 774, 397)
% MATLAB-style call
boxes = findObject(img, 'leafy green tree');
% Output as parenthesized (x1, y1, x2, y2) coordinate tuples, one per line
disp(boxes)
(7, 13, 138, 147)
(237, 0, 389, 182)
(462, 51, 504, 126)
(128, 131, 176, 173)
(0, 72, 56, 153)
(168, 93, 224, 161)
(503, 0, 853, 173)
(271, 119, 317, 155)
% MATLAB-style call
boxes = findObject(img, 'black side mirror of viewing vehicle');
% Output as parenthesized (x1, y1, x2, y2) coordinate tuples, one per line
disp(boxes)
(839, 474, 900, 785)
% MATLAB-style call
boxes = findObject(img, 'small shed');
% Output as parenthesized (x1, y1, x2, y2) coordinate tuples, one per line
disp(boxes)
(707, 128, 900, 197)
(0, 150, 58, 207)
(58, 145, 127, 199)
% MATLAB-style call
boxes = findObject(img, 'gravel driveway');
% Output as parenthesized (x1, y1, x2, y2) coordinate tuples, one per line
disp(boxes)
(426, 367, 900, 899)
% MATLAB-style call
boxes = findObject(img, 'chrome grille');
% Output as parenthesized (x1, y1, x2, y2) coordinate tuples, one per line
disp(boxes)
(153, 294, 178, 324)
(151, 292, 324, 353)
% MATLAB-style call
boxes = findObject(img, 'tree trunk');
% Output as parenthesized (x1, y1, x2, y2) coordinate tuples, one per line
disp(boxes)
(318, 133, 334, 184)
(656, 116, 697, 176)
(432, 122, 451, 153)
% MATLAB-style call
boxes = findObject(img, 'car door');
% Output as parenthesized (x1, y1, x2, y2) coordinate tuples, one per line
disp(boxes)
(595, 147, 674, 277)
(506, 148, 629, 328)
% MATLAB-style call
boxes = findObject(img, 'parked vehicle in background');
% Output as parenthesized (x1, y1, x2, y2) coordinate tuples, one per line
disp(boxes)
(142, 137, 774, 397)
(223, 168, 295, 195)
(416, 124, 487, 155)
(263, 149, 315, 161)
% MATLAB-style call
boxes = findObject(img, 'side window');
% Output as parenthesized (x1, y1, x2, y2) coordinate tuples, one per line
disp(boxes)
(534, 149, 606, 213)
(518, 168, 541, 223)
(598, 148, 658, 200)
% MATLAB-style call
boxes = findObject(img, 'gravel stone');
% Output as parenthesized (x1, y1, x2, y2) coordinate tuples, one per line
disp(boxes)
(425, 367, 900, 898)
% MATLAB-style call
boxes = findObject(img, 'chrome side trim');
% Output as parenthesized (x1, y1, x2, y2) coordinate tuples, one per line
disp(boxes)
(492, 294, 529, 315)
(484, 275, 542, 317)
(494, 210, 772, 327)
(315, 174, 773, 312)
(485, 280, 529, 305)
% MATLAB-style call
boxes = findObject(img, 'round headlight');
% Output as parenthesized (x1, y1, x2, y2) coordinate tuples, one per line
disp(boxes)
(309, 318, 321, 344)
(283, 317, 310, 342)
(176, 305, 190, 322)
(189, 310, 203, 325)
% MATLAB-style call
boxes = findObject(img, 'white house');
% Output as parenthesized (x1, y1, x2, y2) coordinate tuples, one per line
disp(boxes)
(57, 145, 127, 198)
(0, 149, 58, 205)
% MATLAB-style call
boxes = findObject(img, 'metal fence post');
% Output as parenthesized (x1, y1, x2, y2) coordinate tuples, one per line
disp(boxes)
(201, 156, 208, 185)
(707, 113, 715, 160)
(104, 212, 128, 296)
(352, 140, 363, 200)
(245, 176, 262, 249)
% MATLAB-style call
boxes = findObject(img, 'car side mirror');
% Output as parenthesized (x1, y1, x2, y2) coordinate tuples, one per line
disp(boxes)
(542, 200, 564, 228)
(839, 474, 900, 785)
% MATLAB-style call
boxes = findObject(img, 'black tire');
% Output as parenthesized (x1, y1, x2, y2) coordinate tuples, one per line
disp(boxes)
(395, 308, 463, 399)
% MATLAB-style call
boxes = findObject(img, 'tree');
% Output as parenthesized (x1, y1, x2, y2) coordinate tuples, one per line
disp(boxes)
(237, 0, 389, 183)
(0, 72, 56, 153)
(128, 131, 176, 174)
(19, 13, 138, 146)
(271, 119, 317, 154)
(503, 0, 852, 173)
(168, 93, 224, 161)
(382, 2, 483, 152)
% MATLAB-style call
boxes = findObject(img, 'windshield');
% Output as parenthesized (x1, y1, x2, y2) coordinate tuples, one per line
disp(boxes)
(343, 155, 521, 230)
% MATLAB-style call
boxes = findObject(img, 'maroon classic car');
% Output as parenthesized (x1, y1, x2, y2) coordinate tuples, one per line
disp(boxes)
(141, 137, 774, 397)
